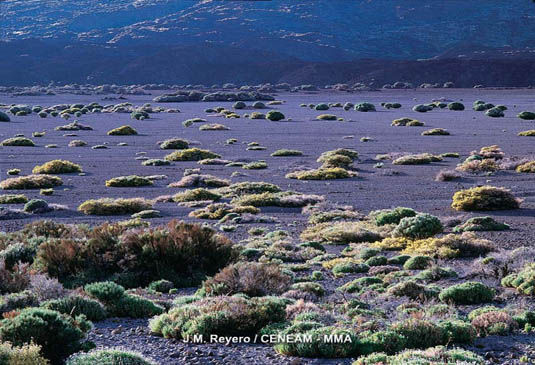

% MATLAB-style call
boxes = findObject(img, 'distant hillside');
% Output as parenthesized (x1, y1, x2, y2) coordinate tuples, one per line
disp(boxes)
(1, 0, 535, 86)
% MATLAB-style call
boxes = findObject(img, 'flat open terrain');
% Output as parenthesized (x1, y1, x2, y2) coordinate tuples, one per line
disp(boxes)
(1, 88, 535, 364)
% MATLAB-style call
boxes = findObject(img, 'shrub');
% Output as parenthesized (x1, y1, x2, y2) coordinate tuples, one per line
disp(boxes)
(169, 174, 229, 188)
(201, 262, 292, 297)
(517, 161, 535, 173)
(502, 263, 535, 295)
(189, 203, 258, 219)
(7, 169, 20, 175)
(33, 160, 82, 174)
(105, 175, 153, 187)
(199, 123, 229, 131)
(42, 294, 107, 321)
(148, 279, 174, 293)
(0, 111, 10, 122)
(159, 138, 189, 149)
(0, 308, 90, 364)
(453, 216, 509, 232)
(107, 125, 137, 136)
(412, 104, 433, 113)
(387, 280, 432, 300)
(457, 158, 499, 173)
(301, 221, 381, 244)
(242, 161, 268, 170)
(78, 198, 153, 215)
(518, 130, 535, 136)
(67, 349, 156, 365)
(233, 101, 246, 109)
(271, 149, 303, 157)
(274, 326, 361, 358)
(471, 311, 517, 336)
(403, 255, 433, 270)
(1, 175, 63, 190)
(518, 111, 535, 120)
(142, 159, 170, 166)
(355, 346, 483, 365)
(421, 128, 449, 136)
(391, 118, 423, 126)
(390, 319, 446, 349)
(286, 168, 355, 180)
(486, 107, 504, 117)
(451, 186, 521, 211)
(435, 169, 461, 183)
(165, 148, 220, 161)
(68, 140, 87, 147)
(23, 199, 50, 213)
(354, 103, 376, 112)
(439, 282, 495, 304)
(314, 103, 329, 111)
(0, 342, 48, 365)
(266, 111, 285, 121)
(0, 194, 28, 204)
(392, 213, 443, 239)
(392, 153, 440, 165)
(316, 114, 337, 120)
(447, 102, 465, 111)
(1, 137, 35, 147)
(373, 207, 416, 226)
(252, 101, 266, 109)
(402, 232, 494, 258)
(173, 188, 221, 202)
(150, 296, 286, 339)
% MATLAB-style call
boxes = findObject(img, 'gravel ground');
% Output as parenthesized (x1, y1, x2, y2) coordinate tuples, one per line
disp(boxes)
(2, 88, 535, 364)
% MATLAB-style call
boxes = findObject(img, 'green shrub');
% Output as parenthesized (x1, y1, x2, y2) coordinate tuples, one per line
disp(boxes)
(23, 199, 50, 213)
(374, 207, 416, 226)
(0, 308, 90, 364)
(286, 167, 355, 180)
(518, 111, 535, 120)
(502, 263, 535, 295)
(360, 330, 406, 355)
(315, 103, 329, 111)
(439, 282, 495, 304)
(33, 160, 82, 174)
(182, 118, 206, 127)
(0, 111, 10, 122)
(471, 311, 517, 336)
(392, 153, 440, 165)
(159, 138, 189, 150)
(148, 279, 174, 293)
(0, 342, 48, 365)
(84, 281, 125, 302)
(7, 168, 20, 175)
(355, 346, 483, 365)
(173, 188, 221, 202)
(392, 213, 443, 239)
(105, 175, 153, 187)
(447, 102, 465, 111)
(391, 118, 423, 126)
(165, 148, 220, 161)
(266, 111, 285, 121)
(316, 114, 337, 120)
(453, 216, 509, 232)
(403, 255, 433, 270)
(271, 149, 303, 157)
(412, 104, 433, 113)
(451, 186, 521, 211)
(354, 103, 376, 112)
(0, 175, 63, 190)
(1, 137, 35, 147)
(390, 319, 445, 349)
(242, 161, 268, 170)
(486, 107, 504, 117)
(78, 198, 153, 215)
(0, 194, 28, 204)
(233, 101, 246, 109)
(150, 295, 287, 339)
(42, 295, 107, 321)
(107, 125, 138, 136)
(421, 128, 450, 136)
(142, 159, 170, 166)
(67, 349, 155, 365)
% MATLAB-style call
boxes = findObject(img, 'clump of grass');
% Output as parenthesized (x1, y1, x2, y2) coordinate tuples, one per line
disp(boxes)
(354, 102, 376, 112)
(266, 111, 285, 121)
(68, 140, 87, 147)
(242, 161, 268, 170)
(516, 161, 535, 173)
(169, 174, 230, 188)
(271, 149, 303, 157)
(249, 112, 265, 119)
(32, 160, 82, 174)
(199, 123, 229, 131)
(439, 281, 494, 304)
(173, 188, 221, 202)
(142, 159, 171, 166)
(391, 118, 423, 127)
(502, 264, 535, 295)
(182, 118, 206, 127)
(486, 107, 504, 118)
(1, 175, 63, 190)
(1, 137, 35, 147)
(435, 169, 461, 181)
(518, 111, 535, 120)
(232, 192, 323, 208)
(190, 203, 259, 219)
(451, 185, 521, 211)
(159, 138, 189, 149)
(412, 104, 433, 112)
(316, 114, 337, 120)
(392, 213, 443, 239)
(453, 216, 509, 232)
(393, 153, 441, 165)
(401, 232, 495, 258)
(456, 159, 499, 173)
(286, 167, 356, 180)
(0, 194, 28, 204)
(518, 130, 535, 136)
(105, 175, 153, 187)
(78, 198, 153, 215)
(55, 121, 92, 131)
(107, 125, 138, 135)
(447, 102, 465, 111)
(7, 168, 20, 176)
(165, 148, 220, 161)
(422, 128, 450, 136)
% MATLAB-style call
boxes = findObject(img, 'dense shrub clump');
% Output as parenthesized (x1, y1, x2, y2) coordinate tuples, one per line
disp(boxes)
(78, 198, 153, 215)
(105, 175, 153, 187)
(451, 186, 521, 211)
(439, 282, 495, 304)
(107, 125, 138, 136)
(1, 175, 63, 190)
(67, 349, 156, 365)
(392, 213, 443, 239)
(165, 148, 220, 161)
(1, 137, 35, 147)
(33, 160, 82, 174)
